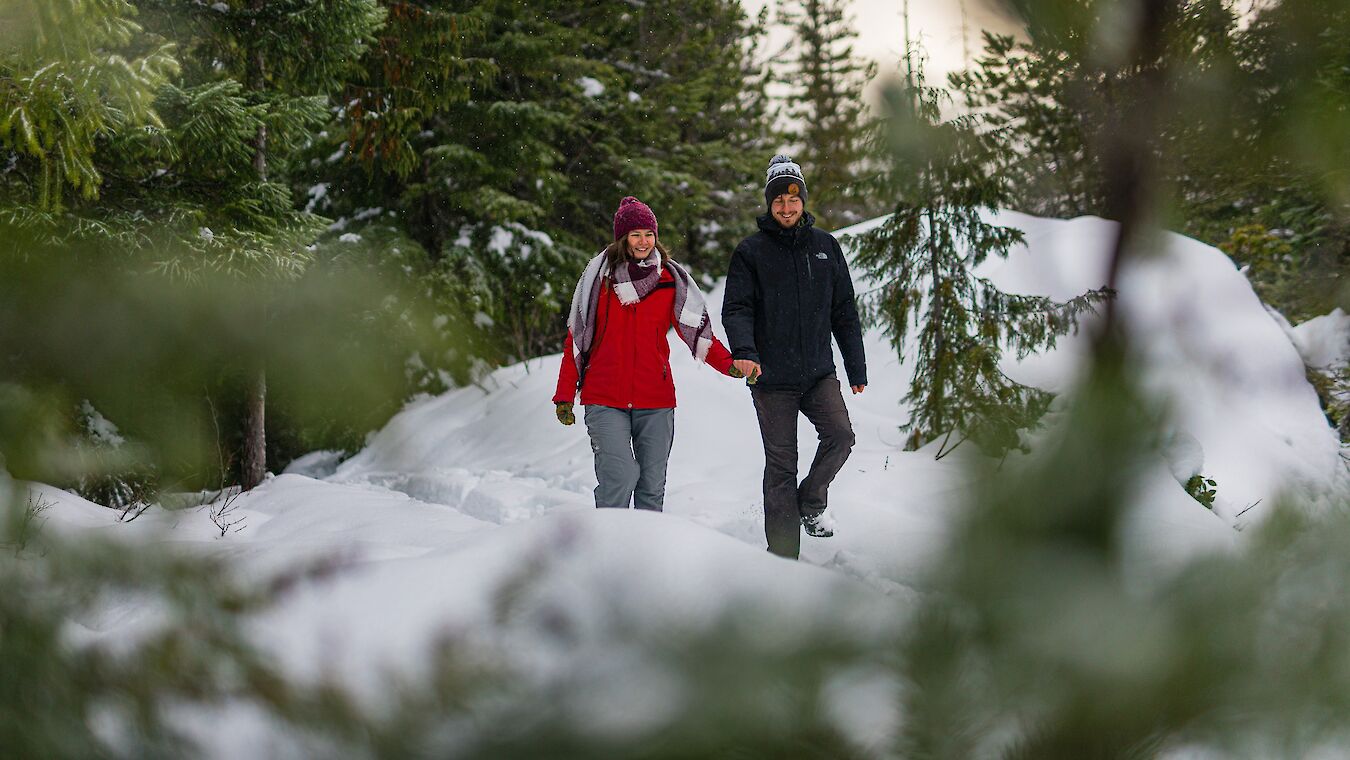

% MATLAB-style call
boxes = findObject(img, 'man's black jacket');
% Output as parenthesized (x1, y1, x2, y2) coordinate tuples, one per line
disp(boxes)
(721, 212, 867, 392)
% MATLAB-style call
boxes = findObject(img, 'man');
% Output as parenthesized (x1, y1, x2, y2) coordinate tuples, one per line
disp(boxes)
(722, 154, 867, 560)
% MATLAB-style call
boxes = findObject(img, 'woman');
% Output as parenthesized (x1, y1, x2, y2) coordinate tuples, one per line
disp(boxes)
(554, 196, 742, 511)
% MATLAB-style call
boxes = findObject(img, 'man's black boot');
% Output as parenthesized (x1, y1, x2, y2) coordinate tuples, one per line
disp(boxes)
(801, 511, 834, 538)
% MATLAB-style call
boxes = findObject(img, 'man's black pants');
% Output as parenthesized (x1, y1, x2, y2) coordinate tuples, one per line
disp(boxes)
(750, 374, 855, 559)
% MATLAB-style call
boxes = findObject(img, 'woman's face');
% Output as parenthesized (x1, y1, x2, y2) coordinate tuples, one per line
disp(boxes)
(626, 229, 657, 259)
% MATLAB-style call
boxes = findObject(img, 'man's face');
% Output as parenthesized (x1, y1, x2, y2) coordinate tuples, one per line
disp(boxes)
(770, 194, 803, 228)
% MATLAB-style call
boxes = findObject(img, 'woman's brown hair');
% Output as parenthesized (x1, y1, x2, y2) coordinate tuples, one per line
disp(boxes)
(603, 236, 674, 273)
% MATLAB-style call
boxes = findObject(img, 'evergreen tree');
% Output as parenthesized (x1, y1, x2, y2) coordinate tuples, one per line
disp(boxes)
(343, 2, 493, 182)
(305, 0, 772, 371)
(0, 0, 176, 213)
(951, 0, 1347, 438)
(775, 0, 876, 230)
(950, 1, 1347, 323)
(947, 31, 1102, 220)
(578, 0, 774, 276)
(855, 65, 1108, 456)
(1234, 0, 1349, 322)
(4, 1, 389, 490)
(375, 0, 592, 366)
(134, 0, 384, 489)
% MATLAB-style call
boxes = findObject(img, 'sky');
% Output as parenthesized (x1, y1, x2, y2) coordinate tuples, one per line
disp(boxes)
(742, 0, 1024, 92)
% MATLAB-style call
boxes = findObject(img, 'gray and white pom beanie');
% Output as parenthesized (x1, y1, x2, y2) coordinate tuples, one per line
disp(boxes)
(764, 154, 808, 207)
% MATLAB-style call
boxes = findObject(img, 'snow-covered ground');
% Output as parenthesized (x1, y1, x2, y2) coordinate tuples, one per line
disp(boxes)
(23, 211, 1349, 754)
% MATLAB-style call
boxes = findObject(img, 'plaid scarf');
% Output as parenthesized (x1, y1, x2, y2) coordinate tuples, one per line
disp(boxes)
(566, 250, 714, 389)
(612, 254, 662, 304)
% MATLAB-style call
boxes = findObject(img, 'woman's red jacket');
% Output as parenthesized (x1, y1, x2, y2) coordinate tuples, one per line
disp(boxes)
(554, 269, 734, 409)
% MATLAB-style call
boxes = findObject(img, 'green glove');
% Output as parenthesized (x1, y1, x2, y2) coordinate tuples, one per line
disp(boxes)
(555, 401, 575, 426)
(728, 365, 745, 379)
(745, 366, 760, 385)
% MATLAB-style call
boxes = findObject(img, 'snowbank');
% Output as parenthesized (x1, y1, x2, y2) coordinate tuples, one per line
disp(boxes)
(886, 211, 1346, 524)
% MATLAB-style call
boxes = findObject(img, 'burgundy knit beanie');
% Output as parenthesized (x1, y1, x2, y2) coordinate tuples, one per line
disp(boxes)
(613, 196, 658, 241)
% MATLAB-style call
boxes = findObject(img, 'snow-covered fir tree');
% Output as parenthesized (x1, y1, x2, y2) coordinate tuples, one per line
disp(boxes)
(855, 64, 1109, 456)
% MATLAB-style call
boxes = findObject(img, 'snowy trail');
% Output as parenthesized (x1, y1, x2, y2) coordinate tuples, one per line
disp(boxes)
(325, 292, 967, 594)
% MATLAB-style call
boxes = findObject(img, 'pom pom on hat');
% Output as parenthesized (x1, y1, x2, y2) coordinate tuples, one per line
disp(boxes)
(613, 196, 659, 241)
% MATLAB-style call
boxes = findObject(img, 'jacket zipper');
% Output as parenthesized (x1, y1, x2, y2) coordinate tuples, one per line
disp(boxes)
(789, 230, 806, 372)
(628, 301, 637, 408)
(804, 234, 813, 280)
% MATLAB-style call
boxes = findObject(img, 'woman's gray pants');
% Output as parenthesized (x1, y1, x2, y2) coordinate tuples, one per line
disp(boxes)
(584, 405, 676, 511)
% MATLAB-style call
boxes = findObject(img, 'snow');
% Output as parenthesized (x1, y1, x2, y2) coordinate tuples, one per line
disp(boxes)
(23, 210, 1349, 754)
(1161, 429, 1205, 483)
(820, 666, 902, 750)
(1287, 308, 1350, 371)
(452, 225, 473, 249)
(281, 450, 346, 479)
(79, 400, 125, 447)
(919, 210, 1348, 523)
(482, 222, 554, 258)
(304, 182, 328, 213)
(350, 206, 383, 223)
(486, 226, 514, 255)
(325, 141, 348, 164)
(576, 77, 606, 97)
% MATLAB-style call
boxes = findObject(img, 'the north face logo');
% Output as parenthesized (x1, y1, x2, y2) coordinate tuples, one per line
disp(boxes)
(815, 252, 828, 259)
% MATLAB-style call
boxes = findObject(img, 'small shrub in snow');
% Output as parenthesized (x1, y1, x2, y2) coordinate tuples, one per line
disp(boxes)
(1184, 473, 1219, 510)
(7, 491, 52, 554)
(71, 401, 159, 513)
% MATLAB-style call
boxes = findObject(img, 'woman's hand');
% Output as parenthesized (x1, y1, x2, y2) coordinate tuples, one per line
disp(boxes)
(556, 402, 576, 425)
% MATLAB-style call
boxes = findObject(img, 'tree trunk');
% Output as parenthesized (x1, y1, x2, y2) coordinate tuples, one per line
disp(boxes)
(1098, 0, 1174, 340)
(242, 0, 269, 491)
(927, 207, 945, 435)
(418, 155, 444, 258)
(241, 368, 267, 490)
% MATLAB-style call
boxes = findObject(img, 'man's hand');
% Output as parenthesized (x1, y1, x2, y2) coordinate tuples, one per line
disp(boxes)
(850, 385, 865, 395)
(555, 401, 576, 425)
(732, 359, 761, 385)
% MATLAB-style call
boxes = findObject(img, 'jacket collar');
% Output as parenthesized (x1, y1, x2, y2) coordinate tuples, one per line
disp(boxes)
(756, 211, 816, 247)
